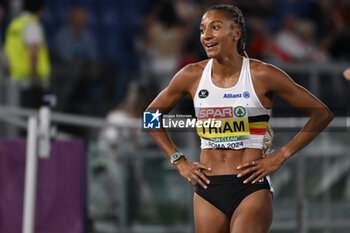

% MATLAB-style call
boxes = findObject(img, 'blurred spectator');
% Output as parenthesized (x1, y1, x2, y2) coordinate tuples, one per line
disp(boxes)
(4, 0, 50, 108)
(297, 20, 328, 62)
(51, 5, 101, 114)
(274, 14, 326, 62)
(53, 5, 98, 63)
(174, 0, 205, 64)
(142, 0, 186, 90)
(174, 0, 201, 24)
(98, 80, 157, 224)
(274, 14, 305, 62)
(247, 17, 293, 63)
(101, 80, 157, 146)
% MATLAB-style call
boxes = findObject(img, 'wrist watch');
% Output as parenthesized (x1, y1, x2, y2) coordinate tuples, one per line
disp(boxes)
(170, 152, 183, 164)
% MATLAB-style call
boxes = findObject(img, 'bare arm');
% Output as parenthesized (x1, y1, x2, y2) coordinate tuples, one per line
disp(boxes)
(146, 63, 211, 188)
(268, 64, 333, 160)
(238, 63, 333, 183)
(28, 44, 41, 84)
(146, 66, 191, 156)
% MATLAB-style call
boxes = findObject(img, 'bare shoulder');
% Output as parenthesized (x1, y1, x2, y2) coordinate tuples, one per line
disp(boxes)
(249, 58, 294, 93)
(147, 60, 209, 112)
(249, 58, 286, 79)
(168, 59, 209, 94)
(174, 60, 208, 82)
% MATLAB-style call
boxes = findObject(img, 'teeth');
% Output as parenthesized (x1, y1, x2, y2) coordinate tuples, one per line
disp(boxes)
(207, 42, 218, 47)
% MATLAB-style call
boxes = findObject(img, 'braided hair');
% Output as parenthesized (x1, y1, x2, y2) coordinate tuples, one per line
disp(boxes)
(207, 4, 248, 58)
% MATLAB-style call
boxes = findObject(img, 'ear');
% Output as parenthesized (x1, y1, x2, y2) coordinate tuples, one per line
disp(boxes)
(234, 27, 242, 41)
(230, 22, 242, 41)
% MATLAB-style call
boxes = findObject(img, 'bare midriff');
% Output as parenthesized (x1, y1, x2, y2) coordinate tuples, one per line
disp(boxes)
(200, 148, 262, 175)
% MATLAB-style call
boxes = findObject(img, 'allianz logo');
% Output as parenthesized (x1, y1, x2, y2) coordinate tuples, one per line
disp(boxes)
(223, 91, 250, 99)
(223, 93, 242, 98)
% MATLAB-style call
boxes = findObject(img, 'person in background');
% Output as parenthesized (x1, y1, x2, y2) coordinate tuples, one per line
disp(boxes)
(142, 0, 186, 90)
(4, 0, 50, 109)
(274, 14, 310, 62)
(101, 80, 158, 150)
(51, 5, 100, 114)
(53, 5, 98, 64)
(96, 81, 157, 225)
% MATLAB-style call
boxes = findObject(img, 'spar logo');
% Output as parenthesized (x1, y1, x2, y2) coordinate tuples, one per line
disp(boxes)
(196, 106, 250, 138)
(198, 107, 233, 119)
(234, 106, 246, 118)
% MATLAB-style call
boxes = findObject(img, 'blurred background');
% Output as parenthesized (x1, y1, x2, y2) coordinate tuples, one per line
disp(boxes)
(0, 0, 349, 233)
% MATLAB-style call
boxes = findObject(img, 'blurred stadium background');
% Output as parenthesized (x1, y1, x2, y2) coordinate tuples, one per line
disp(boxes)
(0, 0, 349, 233)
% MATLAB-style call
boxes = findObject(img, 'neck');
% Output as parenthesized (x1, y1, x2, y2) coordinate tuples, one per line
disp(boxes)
(213, 53, 244, 78)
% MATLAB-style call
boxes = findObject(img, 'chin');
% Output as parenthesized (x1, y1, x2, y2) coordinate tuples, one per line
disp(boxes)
(207, 54, 222, 59)
(205, 51, 220, 59)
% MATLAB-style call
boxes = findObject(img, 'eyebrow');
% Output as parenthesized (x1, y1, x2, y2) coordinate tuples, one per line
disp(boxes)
(200, 20, 224, 27)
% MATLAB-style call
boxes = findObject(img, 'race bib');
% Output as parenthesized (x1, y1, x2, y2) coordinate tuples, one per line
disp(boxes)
(196, 106, 250, 139)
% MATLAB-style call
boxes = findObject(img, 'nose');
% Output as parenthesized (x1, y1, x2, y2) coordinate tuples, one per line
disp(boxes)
(201, 29, 213, 41)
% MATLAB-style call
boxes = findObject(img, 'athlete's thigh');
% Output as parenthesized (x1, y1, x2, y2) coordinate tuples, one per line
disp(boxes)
(194, 193, 229, 233)
(230, 189, 273, 233)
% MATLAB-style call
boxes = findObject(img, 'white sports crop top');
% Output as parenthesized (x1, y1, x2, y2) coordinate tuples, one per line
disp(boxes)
(193, 57, 271, 150)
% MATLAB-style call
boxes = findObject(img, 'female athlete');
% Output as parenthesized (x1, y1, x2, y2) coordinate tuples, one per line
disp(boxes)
(146, 4, 333, 233)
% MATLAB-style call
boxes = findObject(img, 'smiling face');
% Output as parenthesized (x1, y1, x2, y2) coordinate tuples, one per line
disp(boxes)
(200, 10, 241, 59)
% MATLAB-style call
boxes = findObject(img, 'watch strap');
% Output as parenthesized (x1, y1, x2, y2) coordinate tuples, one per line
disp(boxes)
(170, 152, 184, 164)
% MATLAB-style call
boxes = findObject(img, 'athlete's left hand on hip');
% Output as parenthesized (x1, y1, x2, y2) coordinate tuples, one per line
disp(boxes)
(236, 153, 285, 184)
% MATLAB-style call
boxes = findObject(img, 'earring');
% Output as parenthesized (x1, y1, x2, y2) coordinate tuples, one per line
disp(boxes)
(234, 38, 238, 41)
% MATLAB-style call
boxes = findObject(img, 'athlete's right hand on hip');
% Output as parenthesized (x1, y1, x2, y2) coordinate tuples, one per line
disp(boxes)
(175, 160, 211, 189)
